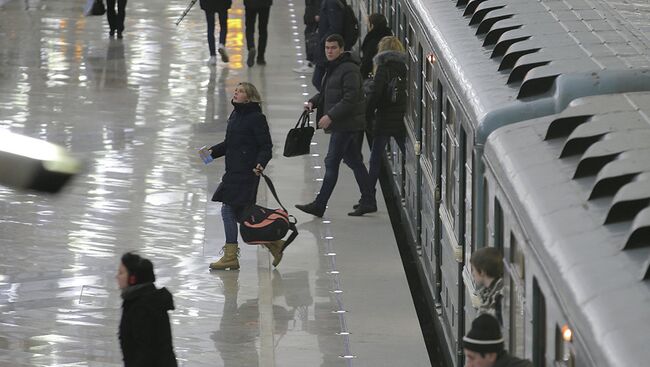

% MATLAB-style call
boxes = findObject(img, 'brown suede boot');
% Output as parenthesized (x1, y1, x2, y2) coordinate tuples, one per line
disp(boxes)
(264, 240, 286, 267)
(209, 244, 240, 270)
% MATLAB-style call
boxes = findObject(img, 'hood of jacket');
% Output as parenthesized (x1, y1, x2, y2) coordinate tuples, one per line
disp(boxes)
(362, 25, 392, 47)
(373, 50, 407, 67)
(123, 283, 175, 312)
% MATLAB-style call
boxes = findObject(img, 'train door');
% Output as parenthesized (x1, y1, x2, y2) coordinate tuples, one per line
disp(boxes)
(504, 230, 527, 359)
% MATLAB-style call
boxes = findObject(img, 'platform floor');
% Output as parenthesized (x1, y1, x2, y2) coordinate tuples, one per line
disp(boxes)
(0, 0, 430, 365)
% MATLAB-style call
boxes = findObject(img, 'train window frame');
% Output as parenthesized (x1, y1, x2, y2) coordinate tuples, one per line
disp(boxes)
(482, 176, 489, 250)
(506, 231, 526, 359)
(443, 98, 458, 229)
(424, 87, 434, 163)
(494, 198, 504, 251)
(533, 278, 547, 367)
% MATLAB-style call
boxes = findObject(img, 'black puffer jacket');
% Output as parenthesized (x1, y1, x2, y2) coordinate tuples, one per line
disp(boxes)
(304, 0, 321, 25)
(199, 0, 231, 12)
(309, 52, 365, 133)
(494, 353, 533, 367)
(210, 101, 272, 207)
(243, 0, 272, 8)
(119, 284, 177, 367)
(366, 50, 407, 136)
(360, 25, 392, 79)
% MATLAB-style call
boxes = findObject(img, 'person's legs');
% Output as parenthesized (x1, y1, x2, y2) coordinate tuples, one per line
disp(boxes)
(221, 203, 239, 244)
(217, 9, 228, 45)
(244, 7, 258, 66)
(256, 6, 270, 62)
(205, 11, 216, 56)
(304, 23, 317, 63)
(106, 0, 117, 35)
(116, 0, 127, 35)
(342, 132, 375, 208)
(210, 203, 241, 270)
(367, 134, 390, 196)
(314, 132, 355, 209)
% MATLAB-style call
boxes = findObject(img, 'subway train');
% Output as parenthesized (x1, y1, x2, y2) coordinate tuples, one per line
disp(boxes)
(348, 0, 650, 366)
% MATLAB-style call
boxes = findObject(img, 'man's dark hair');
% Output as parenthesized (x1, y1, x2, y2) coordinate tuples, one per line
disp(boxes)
(368, 13, 387, 29)
(121, 252, 156, 284)
(326, 34, 345, 49)
(470, 247, 503, 279)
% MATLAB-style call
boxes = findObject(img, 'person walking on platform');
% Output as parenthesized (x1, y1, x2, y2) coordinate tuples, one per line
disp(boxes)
(295, 34, 375, 218)
(365, 36, 406, 208)
(244, 0, 272, 67)
(293, 0, 322, 73)
(106, 0, 127, 39)
(116, 252, 178, 366)
(463, 314, 533, 367)
(311, 0, 344, 90)
(470, 247, 504, 324)
(200, 0, 231, 65)
(359, 14, 392, 80)
(205, 82, 285, 270)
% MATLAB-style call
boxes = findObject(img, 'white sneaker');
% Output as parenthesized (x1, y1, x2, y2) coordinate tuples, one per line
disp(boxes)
(207, 56, 217, 65)
(293, 63, 314, 73)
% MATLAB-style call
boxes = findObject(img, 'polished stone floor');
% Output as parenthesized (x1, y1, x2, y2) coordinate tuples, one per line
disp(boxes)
(0, 0, 429, 366)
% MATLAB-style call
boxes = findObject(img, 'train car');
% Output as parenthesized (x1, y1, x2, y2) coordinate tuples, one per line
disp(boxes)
(350, 0, 650, 365)
(483, 91, 650, 366)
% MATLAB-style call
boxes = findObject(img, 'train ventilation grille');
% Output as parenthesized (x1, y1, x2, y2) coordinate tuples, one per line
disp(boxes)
(643, 260, 650, 281)
(604, 178, 650, 224)
(623, 206, 650, 251)
(589, 151, 650, 199)
(545, 115, 592, 140)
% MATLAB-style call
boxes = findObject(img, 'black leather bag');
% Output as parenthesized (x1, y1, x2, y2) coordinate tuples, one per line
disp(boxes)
(91, 0, 106, 15)
(239, 174, 299, 246)
(283, 111, 314, 157)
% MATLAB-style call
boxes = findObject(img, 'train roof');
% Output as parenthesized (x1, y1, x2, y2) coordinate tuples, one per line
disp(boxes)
(483, 91, 650, 367)
(410, 0, 650, 141)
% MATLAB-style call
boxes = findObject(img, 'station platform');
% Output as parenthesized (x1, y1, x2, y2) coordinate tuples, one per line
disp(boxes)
(0, 0, 430, 365)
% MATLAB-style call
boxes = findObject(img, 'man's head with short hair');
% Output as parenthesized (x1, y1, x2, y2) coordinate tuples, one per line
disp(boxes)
(463, 314, 504, 367)
(470, 247, 503, 286)
(325, 34, 345, 61)
(368, 13, 387, 30)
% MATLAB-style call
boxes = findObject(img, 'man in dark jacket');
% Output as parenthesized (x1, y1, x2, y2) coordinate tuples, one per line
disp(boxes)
(244, 0, 273, 66)
(359, 13, 392, 79)
(296, 34, 375, 218)
(117, 252, 177, 366)
(311, 0, 344, 90)
(463, 314, 533, 367)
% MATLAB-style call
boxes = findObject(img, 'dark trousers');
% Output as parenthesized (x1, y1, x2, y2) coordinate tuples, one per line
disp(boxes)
(106, 0, 127, 32)
(205, 10, 229, 56)
(245, 6, 270, 57)
(315, 131, 375, 209)
(368, 134, 405, 200)
(304, 23, 318, 63)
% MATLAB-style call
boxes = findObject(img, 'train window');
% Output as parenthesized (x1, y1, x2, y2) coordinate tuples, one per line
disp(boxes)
(408, 25, 415, 51)
(494, 198, 504, 251)
(533, 278, 546, 367)
(510, 232, 525, 280)
(424, 90, 434, 162)
(482, 177, 489, 249)
(388, 0, 395, 30)
(509, 232, 526, 358)
(444, 99, 457, 227)
(555, 325, 576, 367)
(425, 56, 434, 83)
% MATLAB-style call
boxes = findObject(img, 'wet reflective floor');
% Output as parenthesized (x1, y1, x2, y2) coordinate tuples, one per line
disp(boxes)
(0, 0, 429, 365)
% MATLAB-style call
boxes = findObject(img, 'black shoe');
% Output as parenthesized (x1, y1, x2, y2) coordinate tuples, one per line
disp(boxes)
(109, 29, 115, 38)
(295, 202, 325, 217)
(256, 57, 266, 65)
(348, 205, 377, 216)
(117, 31, 123, 39)
(352, 203, 360, 210)
(247, 48, 256, 67)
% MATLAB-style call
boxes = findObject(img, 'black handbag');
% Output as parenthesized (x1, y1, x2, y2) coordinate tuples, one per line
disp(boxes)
(240, 174, 299, 246)
(91, 0, 106, 15)
(283, 111, 315, 157)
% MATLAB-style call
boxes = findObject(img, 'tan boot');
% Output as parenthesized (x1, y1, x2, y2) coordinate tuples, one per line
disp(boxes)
(264, 240, 285, 267)
(209, 244, 240, 270)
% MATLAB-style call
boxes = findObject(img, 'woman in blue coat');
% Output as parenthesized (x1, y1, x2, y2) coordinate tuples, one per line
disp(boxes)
(207, 82, 284, 270)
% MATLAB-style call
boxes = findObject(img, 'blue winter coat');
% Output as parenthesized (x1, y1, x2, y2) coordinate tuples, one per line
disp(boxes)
(210, 101, 273, 207)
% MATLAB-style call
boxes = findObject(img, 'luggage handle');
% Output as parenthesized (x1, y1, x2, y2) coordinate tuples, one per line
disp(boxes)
(294, 110, 311, 129)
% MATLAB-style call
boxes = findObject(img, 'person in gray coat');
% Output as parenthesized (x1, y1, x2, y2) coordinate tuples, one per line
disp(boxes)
(296, 34, 375, 218)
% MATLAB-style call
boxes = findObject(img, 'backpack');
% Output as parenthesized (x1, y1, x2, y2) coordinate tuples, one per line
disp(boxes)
(337, 0, 359, 50)
(385, 69, 407, 105)
(239, 174, 299, 246)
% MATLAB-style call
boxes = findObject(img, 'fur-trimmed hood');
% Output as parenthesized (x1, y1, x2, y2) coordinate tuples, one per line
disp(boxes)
(373, 50, 407, 67)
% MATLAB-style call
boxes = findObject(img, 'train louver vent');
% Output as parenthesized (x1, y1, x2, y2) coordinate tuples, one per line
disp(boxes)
(604, 179, 650, 224)
(624, 207, 650, 250)
(463, 0, 490, 17)
(469, 6, 505, 26)
(508, 61, 549, 84)
(456, 0, 470, 8)
(517, 75, 559, 99)
(477, 15, 513, 36)
(559, 134, 604, 158)
(499, 49, 540, 71)
(492, 36, 530, 58)
(545, 115, 592, 140)
(643, 261, 650, 281)
(484, 25, 521, 46)
(574, 153, 618, 178)
(589, 151, 650, 199)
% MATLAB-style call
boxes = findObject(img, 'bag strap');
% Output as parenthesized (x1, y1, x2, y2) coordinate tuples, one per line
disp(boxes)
(260, 173, 287, 212)
(284, 219, 299, 248)
(294, 110, 310, 129)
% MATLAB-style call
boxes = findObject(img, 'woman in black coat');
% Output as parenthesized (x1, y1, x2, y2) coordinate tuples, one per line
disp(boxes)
(200, 0, 232, 65)
(360, 14, 393, 80)
(117, 252, 177, 367)
(365, 36, 407, 204)
(206, 82, 284, 270)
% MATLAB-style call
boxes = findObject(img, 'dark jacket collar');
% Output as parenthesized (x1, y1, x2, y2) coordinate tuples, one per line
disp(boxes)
(231, 100, 262, 114)
(327, 51, 360, 70)
(121, 283, 175, 312)
(362, 25, 392, 47)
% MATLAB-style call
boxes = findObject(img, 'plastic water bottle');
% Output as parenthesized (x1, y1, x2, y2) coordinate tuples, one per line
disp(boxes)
(199, 146, 213, 164)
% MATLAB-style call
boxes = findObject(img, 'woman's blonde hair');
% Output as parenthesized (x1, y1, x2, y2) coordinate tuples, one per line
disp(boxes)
(373, 36, 405, 74)
(237, 82, 262, 103)
(377, 36, 405, 53)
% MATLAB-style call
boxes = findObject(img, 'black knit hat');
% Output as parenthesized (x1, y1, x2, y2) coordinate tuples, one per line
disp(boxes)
(462, 314, 504, 354)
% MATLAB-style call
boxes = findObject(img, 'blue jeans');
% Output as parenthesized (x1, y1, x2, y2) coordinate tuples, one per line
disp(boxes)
(205, 10, 228, 56)
(368, 134, 405, 199)
(315, 131, 374, 209)
(221, 204, 244, 244)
